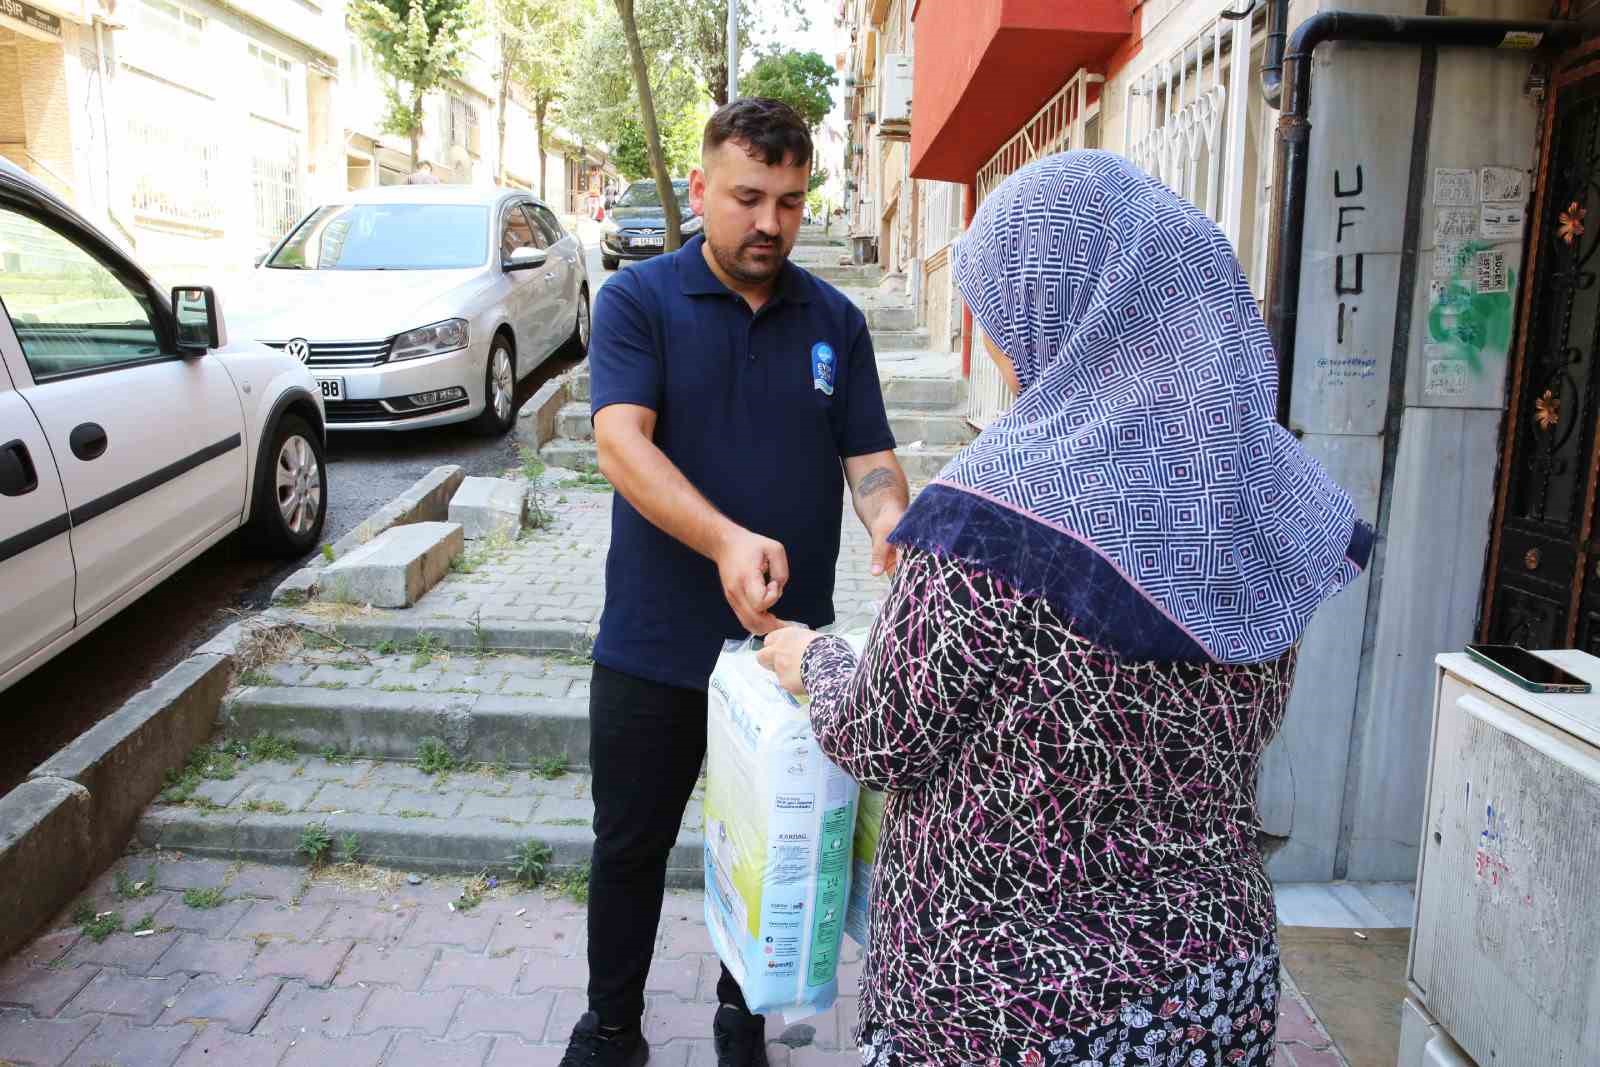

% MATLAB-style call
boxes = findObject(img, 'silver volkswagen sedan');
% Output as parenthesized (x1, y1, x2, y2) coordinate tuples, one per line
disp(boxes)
(234, 184, 589, 435)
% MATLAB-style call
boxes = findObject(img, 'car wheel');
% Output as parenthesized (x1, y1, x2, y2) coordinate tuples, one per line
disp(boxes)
(602, 254, 619, 271)
(473, 336, 517, 436)
(245, 412, 327, 558)
(560, 287, 590, 359)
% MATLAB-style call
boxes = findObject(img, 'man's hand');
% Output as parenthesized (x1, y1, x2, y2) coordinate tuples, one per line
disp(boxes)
(757, 624, 822, 695)
(715, 527, 790, 635)
(868, 504, 906, 577)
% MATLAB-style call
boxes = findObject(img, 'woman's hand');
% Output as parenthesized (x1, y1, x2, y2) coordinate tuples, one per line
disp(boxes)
(757, 625, 823, 695)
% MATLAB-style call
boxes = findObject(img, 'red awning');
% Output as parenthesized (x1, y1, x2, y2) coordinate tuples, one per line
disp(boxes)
(909, 0, 1132, 184)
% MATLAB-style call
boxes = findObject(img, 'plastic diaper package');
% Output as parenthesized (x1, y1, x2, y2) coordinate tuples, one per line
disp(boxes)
(703, 638, 859, 1021)
(843, 786, 882, 950)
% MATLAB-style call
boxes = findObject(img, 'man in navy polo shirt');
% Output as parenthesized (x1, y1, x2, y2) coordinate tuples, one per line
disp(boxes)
(558, 99, 909, 1067)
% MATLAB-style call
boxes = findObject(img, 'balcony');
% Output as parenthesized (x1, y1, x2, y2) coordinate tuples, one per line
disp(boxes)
(909, 0, 1131, 183)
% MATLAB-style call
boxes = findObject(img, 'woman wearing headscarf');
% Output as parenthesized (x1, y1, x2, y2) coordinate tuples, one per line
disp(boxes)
(758, 152, 1373, 1067)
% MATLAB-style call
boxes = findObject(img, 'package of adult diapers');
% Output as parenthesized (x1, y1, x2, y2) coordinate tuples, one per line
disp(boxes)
(843, 787, 882, 950)
(703, 639, 859, 1020)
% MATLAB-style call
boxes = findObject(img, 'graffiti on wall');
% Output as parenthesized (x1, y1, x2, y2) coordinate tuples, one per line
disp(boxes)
(1423, 166, 1527, 398)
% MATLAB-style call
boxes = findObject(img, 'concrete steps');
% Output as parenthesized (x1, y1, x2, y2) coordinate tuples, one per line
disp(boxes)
(873, 328, 930, 351)
(136, 754, 704, 885)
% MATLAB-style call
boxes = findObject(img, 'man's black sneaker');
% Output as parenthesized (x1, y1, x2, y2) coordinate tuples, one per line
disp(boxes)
(713, 1003, 769, 1067)
(559, 1011, 649, 1067)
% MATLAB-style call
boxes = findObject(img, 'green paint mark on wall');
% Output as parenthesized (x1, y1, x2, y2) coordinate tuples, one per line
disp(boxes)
(1429, 239, 1515, 374)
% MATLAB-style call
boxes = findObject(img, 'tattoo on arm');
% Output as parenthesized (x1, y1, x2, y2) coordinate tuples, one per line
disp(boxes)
(857, 467, 895, 498)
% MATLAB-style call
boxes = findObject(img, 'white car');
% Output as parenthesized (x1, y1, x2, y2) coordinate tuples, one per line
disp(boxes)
(237, 185, 590, 435)
(0, 157, 328, 694)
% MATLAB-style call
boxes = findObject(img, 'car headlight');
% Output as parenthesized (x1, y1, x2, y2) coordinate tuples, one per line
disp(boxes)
(681, 215, 703, 234)
(390, 318, 469, 362)
(601, 220, 619, 236)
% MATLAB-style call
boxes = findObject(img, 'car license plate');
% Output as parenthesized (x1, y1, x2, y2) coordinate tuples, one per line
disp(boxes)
(315, 376, 345, 401)
(631, 235, 665, 248)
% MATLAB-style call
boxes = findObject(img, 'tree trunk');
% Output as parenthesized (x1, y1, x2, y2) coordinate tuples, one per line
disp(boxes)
(615, 0, 681, 249)
(496, 44, 512, 186)
(536, 98, 549, 202)
(410, 92, 423, 172)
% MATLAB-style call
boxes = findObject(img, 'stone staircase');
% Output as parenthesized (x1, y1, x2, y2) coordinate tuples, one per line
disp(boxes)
(541, 227, 975, 481)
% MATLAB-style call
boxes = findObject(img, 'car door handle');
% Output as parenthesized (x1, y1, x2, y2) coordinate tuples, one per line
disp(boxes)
(0, 439, 39, 497)
(69, 422, 108, 461)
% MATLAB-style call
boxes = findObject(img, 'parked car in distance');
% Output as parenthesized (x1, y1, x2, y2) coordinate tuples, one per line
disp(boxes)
(0, 157, 328, 695)
(235, 185, 588, 436)
(600, 179, 699, 271)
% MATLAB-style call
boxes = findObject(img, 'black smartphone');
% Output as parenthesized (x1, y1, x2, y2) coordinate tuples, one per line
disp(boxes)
(1464, 644, 1592, 694)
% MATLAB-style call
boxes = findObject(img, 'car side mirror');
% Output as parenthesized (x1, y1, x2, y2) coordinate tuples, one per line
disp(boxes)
(504, 245, 547, 271)
(172, 285, 227, 354)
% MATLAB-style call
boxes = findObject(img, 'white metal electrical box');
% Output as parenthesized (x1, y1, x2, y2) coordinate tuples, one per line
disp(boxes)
(1402, 651, 1600, 1066)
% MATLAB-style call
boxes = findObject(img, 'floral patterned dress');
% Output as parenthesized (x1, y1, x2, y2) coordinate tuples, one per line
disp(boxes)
(800, 548, 1293, 1067)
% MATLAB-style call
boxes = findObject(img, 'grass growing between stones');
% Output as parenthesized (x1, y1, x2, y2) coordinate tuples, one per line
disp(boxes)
(113, 867, 157, 901)
(182, 887, 227, 910)
(416, 736, 458, 776)
(71, 904, 121, 942)
(297, 823, 333, 867)
(411, 633, 445, 670)
(336, 833, 361, 865)
(242, 799, 290, 815)
(552, 864, 589, 905)
(510, 841, 553, 888)
(531, 754, 569, 780)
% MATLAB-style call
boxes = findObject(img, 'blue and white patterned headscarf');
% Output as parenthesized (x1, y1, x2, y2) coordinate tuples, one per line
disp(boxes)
(891, 151, 1372, 663)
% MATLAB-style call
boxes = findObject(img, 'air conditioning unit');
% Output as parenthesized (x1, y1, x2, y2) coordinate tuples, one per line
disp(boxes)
(878, 53, 913, 125)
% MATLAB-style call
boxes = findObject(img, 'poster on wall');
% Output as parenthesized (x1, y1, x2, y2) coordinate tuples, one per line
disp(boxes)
(1480, 166, 1528, 203)
(1480, 203, 1527, 240)
(1434, 169, 1477, 206)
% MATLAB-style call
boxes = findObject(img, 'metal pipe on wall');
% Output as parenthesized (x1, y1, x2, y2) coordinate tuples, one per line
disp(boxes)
(1264, 12, 1579, 427)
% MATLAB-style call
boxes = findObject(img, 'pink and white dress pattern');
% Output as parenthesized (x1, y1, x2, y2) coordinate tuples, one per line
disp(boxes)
(801, 548, 1295, 1067)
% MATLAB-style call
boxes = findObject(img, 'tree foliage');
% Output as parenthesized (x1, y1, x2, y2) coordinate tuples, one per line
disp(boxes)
(349, 0, 479, 169)
(640, 0, 806, 106)
(563, 4, 701, 160)
(491, 0, 591, 194)
(614, 0, 682, 247)
(740, 49, 835, 131)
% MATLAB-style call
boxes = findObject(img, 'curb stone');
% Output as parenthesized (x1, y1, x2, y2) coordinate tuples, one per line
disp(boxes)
(272, 465, 466, 604)
(0, 778, 92, 960)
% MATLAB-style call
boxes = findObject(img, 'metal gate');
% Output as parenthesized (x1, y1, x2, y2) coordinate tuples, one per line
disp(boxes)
(1483, 49, 1600, 651)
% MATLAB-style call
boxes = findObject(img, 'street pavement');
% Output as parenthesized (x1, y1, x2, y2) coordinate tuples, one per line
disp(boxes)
(0, 853, 1348, 1066)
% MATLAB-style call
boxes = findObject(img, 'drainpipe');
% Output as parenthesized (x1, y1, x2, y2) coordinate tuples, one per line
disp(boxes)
(1264, 12, 1579, 427)
(1256, 0, 1287, 109)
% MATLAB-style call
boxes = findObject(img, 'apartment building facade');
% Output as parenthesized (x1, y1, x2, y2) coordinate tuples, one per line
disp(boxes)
(845, 0, 1600, 885)
(1, 0, 614, 299)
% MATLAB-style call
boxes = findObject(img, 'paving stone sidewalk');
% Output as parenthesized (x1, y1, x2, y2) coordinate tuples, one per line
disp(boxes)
(1, 854, 1349, 1067)
(284, 480, 895, 650)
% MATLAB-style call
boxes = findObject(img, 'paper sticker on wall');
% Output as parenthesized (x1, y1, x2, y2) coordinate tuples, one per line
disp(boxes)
(1425, 351, 1469, 398)
(1434, 169, 1477, 206)
(1434, 240, 1471, 279)
(1476, 250, 1510, 294)
(1481, 203, 1527, 240)
(1480, 166, 1527, 203)
(1436, 207, 1479, 241)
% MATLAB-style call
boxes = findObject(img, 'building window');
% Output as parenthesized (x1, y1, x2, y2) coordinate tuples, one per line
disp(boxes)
(249, 43, 295, 122)
(125, 76, 224, 230)
(252, 122, 303, 248)
(139, 0, 205, 49)
(447, 94, 480, 155)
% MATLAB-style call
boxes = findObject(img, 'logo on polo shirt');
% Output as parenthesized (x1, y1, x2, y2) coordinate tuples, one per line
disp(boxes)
(811, 341, 836, 396)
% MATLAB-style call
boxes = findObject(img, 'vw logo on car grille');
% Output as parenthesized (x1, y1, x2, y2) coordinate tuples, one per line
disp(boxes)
(284, 338, 311, 363)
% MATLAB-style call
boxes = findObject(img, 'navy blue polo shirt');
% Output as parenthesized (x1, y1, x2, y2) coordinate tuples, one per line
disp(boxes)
(588, 234, 895, 691)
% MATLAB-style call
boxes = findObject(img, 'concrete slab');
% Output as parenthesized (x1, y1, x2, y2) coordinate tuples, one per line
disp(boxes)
(28, 653, 233, 873)
(319, 522, 464, 608)
(0, 778, 92, 960)
(448, 477, 527, 541)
